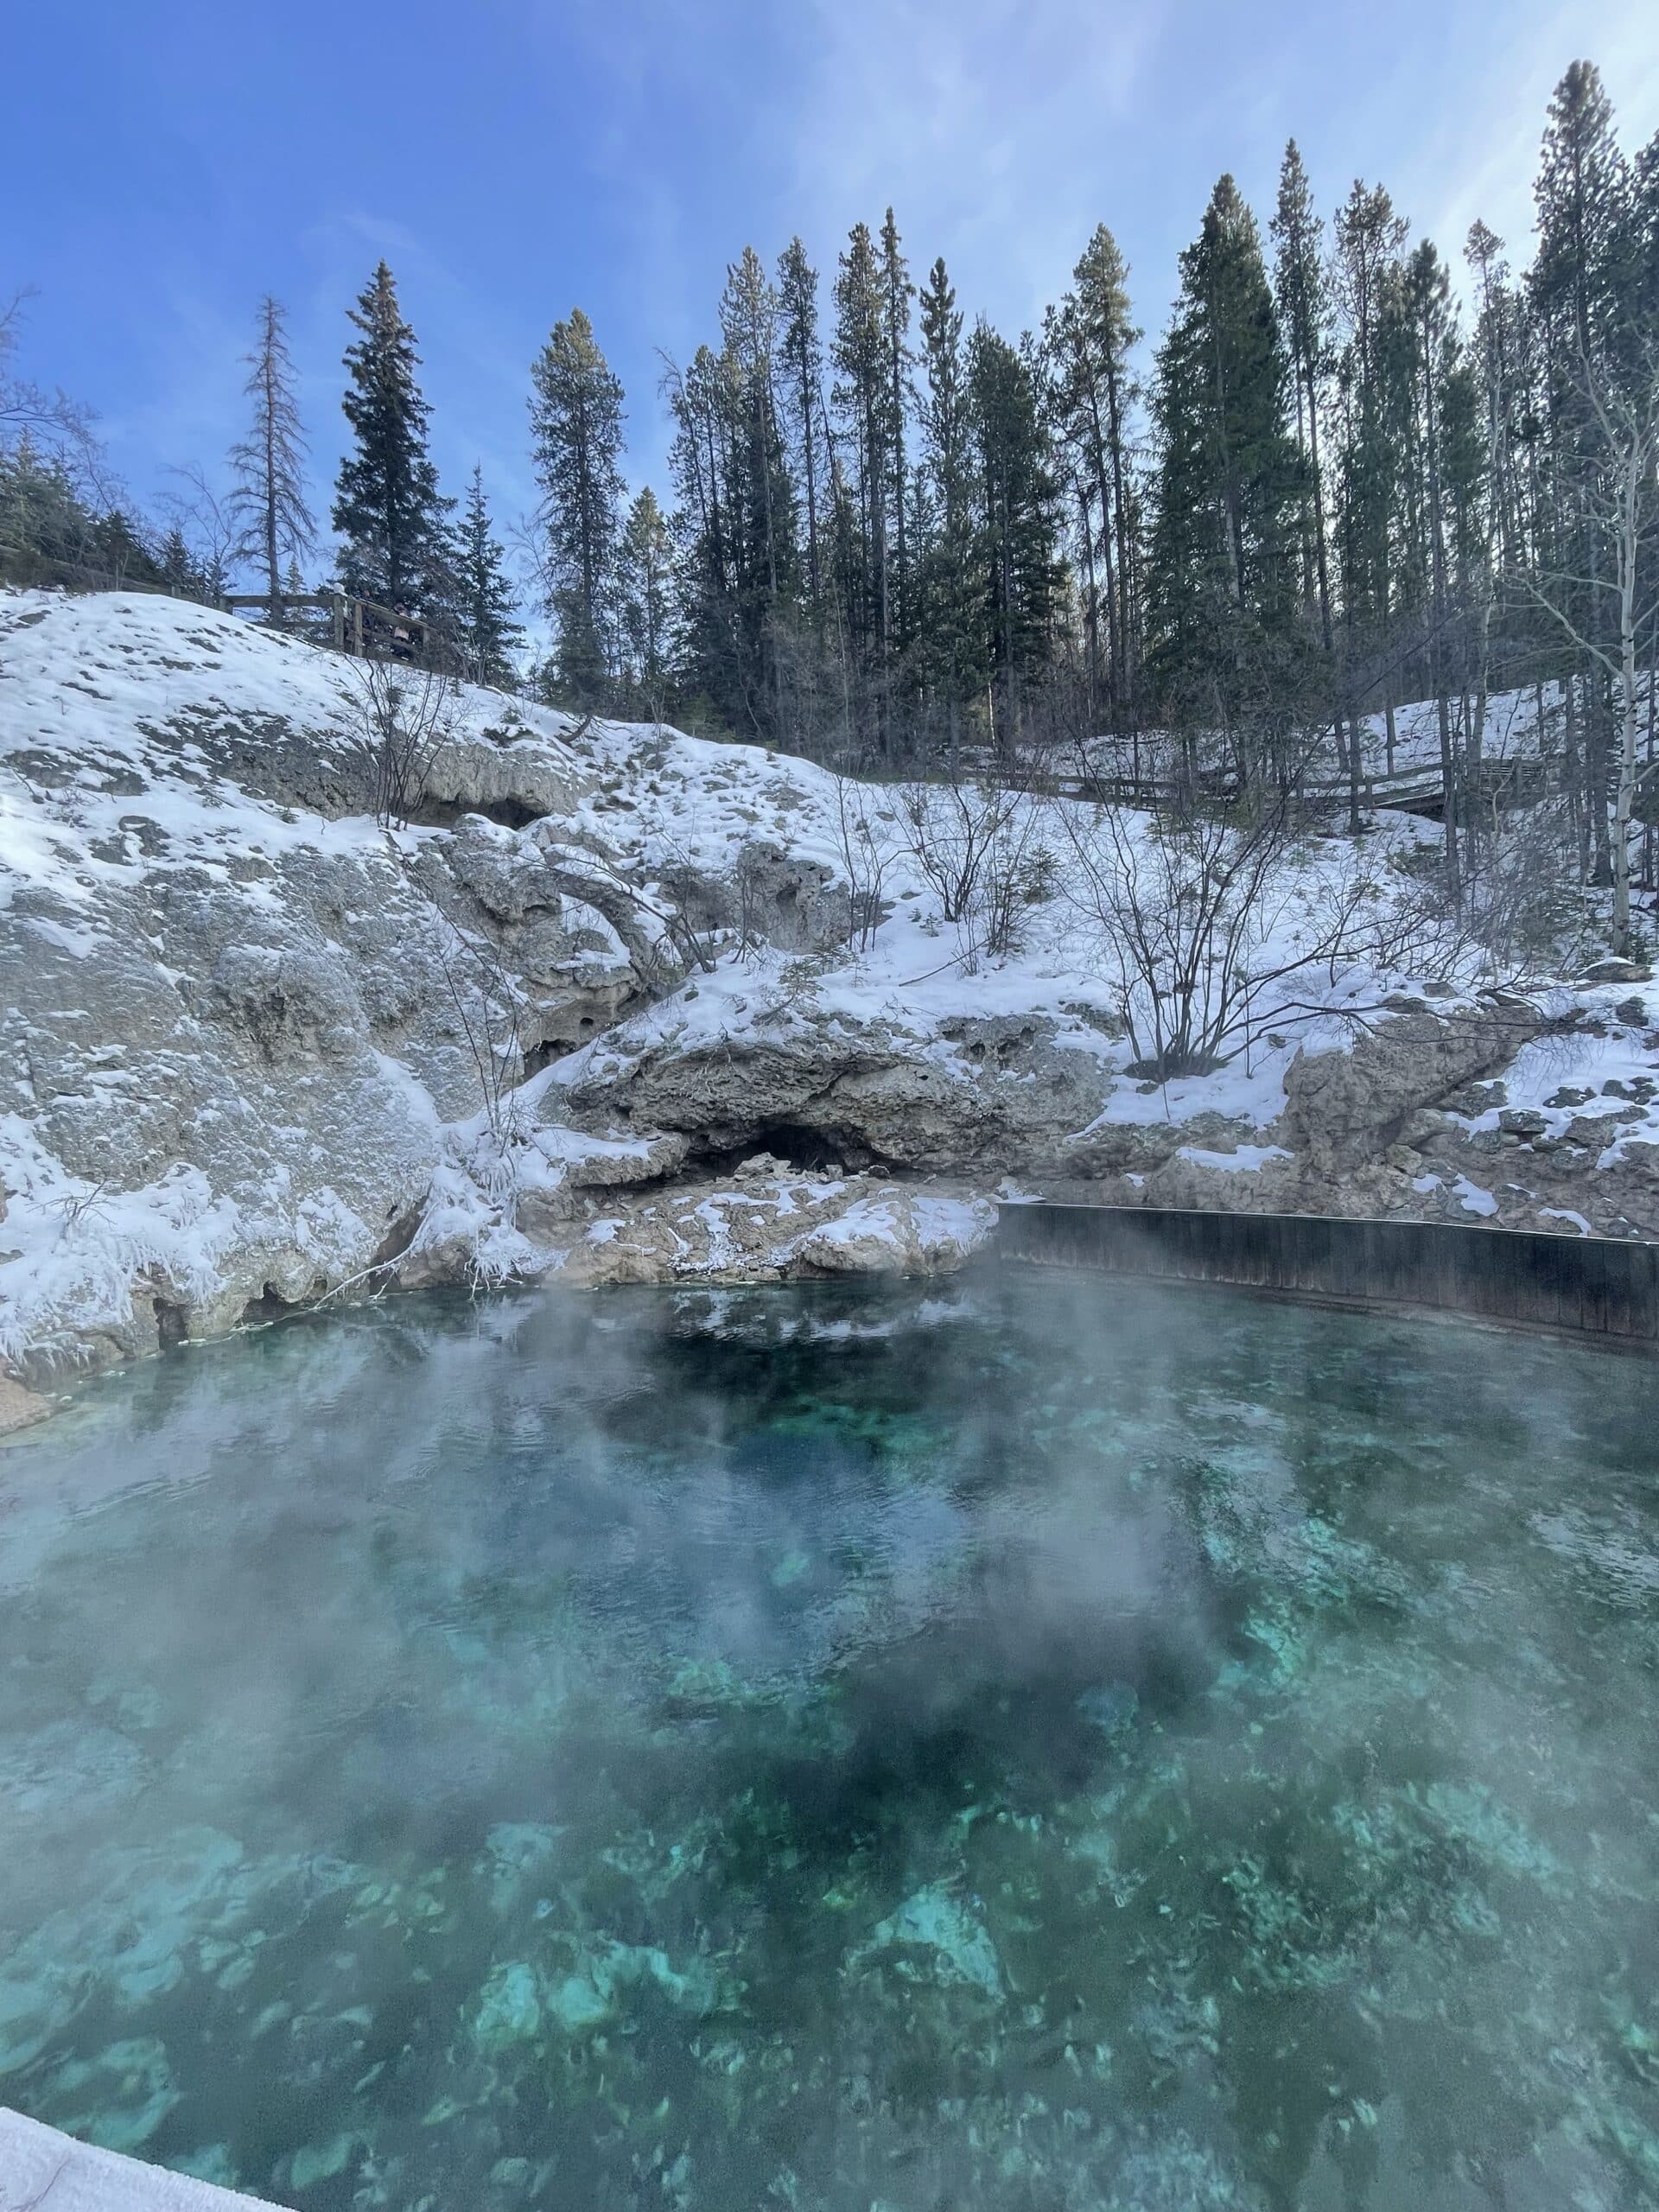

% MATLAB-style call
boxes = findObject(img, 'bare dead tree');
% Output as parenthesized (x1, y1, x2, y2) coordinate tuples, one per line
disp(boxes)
(0, 292, 96, 461)
(159, 464, 239, 601)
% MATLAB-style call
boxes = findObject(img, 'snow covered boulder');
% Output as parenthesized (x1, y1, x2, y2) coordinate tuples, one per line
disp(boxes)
(791, 1189, 996, 1274)
(559, 1006, 1110, 1173)
(1281, 1004, 1538, 1175)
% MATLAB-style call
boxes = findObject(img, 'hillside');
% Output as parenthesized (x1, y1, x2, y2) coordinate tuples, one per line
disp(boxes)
(2, 591, 1656, 1402)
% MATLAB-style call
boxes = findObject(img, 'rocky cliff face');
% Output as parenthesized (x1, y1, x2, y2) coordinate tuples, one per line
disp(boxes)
(3, 591, 1656, 1417)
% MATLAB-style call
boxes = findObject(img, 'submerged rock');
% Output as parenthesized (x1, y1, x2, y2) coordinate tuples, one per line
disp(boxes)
(853, 1885, 1004, 2000)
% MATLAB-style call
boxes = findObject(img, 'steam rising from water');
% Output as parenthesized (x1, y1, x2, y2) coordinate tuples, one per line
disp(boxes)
(0, 1274, 1656, 2208)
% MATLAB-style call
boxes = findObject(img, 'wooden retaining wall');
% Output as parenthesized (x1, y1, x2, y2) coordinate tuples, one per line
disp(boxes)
(995, 1204, 1659, 1345)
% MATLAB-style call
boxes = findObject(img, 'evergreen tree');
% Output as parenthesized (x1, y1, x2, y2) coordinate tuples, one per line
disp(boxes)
(454, 463, 523, 688)
(665, 342, 739, 727)
(1055, 224, 1141, 728)
(969, 322, 1064, 747)
(916, 257, 987, 760)
(1531, 60, 1630, 367)
(1529, 63, 1634, 884)
(1270, 144, 1334, 654)
(332, 262, 447, 613)
(90, 507, 164, 589)
(529, 308, 626, 707)
(617, 486, 675, 718)
(777, 239, 825, 607)
(720, 246, 798, 733)
(1146, 176, 1306, 764)
(229, 296, 314, 622)
(879, 209, 916, 650)
(833, 221, 891, 674)
(1331, 181, 1410, 656)
(1464, 220, 1528, 577)
(1622, 128, 1659, 345)
(157, 523, 206, 601)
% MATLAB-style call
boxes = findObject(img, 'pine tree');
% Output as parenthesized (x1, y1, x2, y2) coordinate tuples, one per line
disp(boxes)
(1146, 176, 1306, 764)
(720, 246, 798, 734)
(778, 239, 825, 606)
(833, 222, 890, 677)
(529, 308, 626, 707)
(617, 486, 675, 718)
(1622, 128, 1659, 345)
(1270, 145, 1334, 655)
(916, 257, 987, 762)
(1331, 181, 1410, 655)
(879, 210, 915, 651)
(332, 263, 448, 617)
(1530, 63, 1634, 885)
(229, 296, 315, 623)
(1464, 220, 1527, 578)
(1531, 61, 1630, 366)
(454, 464, 523, 688)
(969, 322, 1064, 747)
(1056, 225, 1141, 729)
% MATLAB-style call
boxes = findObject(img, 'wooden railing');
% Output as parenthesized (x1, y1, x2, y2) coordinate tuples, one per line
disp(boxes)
(3, 558, 433, 664)
(217, 588, 428, 659)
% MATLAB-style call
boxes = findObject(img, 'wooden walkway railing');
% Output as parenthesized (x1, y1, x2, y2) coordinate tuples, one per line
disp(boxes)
(4, 560, 433, 665)
(218, 589, 428, 658)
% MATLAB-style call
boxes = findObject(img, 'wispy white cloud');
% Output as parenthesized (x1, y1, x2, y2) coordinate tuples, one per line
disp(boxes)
(28, 0, 1659, 545)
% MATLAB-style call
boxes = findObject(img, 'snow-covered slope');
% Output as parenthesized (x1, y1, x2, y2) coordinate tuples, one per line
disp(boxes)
(2, 591, 1656, 1407)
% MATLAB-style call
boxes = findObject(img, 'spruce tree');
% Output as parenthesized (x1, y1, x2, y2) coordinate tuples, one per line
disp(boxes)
(879, 210, 915, 650)
(969, 322, 1064, 747)
(157, 524, 206, 601)
(833, 222, 890, 671)
(1270, 145, 1334, 653)
(916, 257, 986, 763)
(454, 464, 524, 688)
(529, 308, 626, 707)
(618, 486, 675, 718)
(1146, 176, 1306, 761)
(1056, 225, 1141, 728)
(332, 263, 447, 615)
(777, 239, 825, 605)
(229, 296, 315, 623)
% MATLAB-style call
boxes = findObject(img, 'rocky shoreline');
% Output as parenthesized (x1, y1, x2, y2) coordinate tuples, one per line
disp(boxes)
(3, 594, 1656, 1430)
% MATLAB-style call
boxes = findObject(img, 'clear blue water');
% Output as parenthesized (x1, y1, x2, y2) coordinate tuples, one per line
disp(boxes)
(1, 1274, 1656, 2211)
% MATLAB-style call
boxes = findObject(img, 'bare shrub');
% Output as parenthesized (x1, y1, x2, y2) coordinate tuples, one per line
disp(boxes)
(830, 776, 896, 953)
(346, 660, 456, 829)
(1059, 782, 1480, 1081)
(897, 775, 1027, 926)
(430, 916, 528, 1159)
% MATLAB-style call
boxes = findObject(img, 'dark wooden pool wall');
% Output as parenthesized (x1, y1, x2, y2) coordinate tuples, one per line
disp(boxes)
(995, 1204, 1659, 1345)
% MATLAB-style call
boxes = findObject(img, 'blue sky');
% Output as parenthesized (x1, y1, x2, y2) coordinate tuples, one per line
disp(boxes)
(6, 0, 1657, 568)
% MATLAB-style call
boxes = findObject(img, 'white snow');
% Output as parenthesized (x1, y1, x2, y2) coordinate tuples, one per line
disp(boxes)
(2, 588, 1654, 1365)
(1176, 1143, 1293, 1173)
